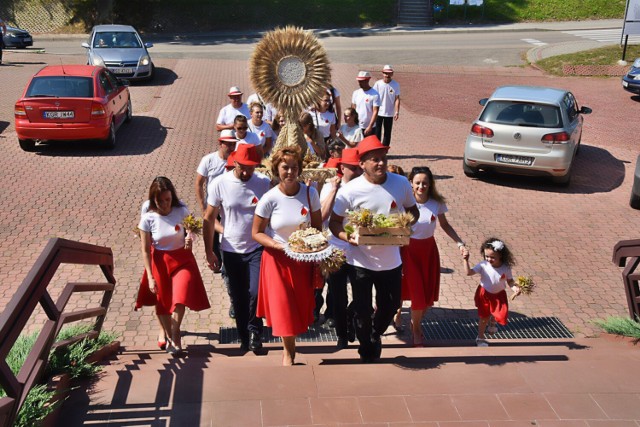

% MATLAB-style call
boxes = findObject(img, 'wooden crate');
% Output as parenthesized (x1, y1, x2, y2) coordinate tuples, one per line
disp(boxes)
(355, 226, 411, 246)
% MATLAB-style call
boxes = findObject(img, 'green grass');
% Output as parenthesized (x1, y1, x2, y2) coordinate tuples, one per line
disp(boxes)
(594, 316, 640, 340)
(535, 45, 640, 75)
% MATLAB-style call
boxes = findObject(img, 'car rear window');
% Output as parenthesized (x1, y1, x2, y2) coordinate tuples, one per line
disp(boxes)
(480, 101, 562, 128)
(94, 32, 141, 49)
(26, 77, 94, 98)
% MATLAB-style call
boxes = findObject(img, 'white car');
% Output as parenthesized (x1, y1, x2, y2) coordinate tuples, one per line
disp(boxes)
(463, 85, 592, 185)
(82, 24, 154, 81)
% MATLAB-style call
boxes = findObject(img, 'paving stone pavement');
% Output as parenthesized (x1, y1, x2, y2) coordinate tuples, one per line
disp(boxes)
(0, 48, 637, 352)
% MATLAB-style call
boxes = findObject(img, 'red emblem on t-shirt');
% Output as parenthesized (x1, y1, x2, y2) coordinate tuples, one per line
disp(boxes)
(301, 206, 308, 216)
(260, 131, 265, 137)
(500, 273, 506, 280)
(365, 98, 369, 103)
(175, 224, 181, 232)
(251, 196, 258, 205)
(430, 214, 436, 222)
(325, 119, 329, 123)
(390, 200, 397, 209)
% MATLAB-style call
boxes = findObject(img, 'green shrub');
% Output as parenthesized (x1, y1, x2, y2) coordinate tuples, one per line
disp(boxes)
(594, 316, 640, 340)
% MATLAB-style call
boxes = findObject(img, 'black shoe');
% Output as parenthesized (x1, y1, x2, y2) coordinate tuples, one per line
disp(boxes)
(240, 339, 249, 351)
(337, 337, 348, 350)
(372, 337, 382, 360)
(249, 332, 263, 351)
(229, 305, 235, 319)
(325, 318, 336, 328)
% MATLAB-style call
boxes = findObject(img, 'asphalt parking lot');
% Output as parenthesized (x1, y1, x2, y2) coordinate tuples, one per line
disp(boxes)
(0, 46, 638, 348)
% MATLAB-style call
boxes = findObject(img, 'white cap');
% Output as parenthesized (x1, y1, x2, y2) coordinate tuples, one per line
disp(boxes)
(218, 129, 238, 142)
(228, 86, 243, 96)
(356, 71, 371, 80)
(382, 64, 394, 73)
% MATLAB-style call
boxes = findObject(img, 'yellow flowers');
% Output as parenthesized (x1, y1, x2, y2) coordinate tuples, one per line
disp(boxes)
(511, 275, 536, 300)
(319, 248, 346, 277)
(182, 214, 203, 236)
(347, 209, 414, 229)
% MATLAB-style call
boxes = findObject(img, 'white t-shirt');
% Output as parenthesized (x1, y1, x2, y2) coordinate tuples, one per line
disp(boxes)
(411, 199, 447, 240)
(351, 88, 380, 129)
(311, 110, 336, 139)
(338, 123, 364, 145)
(207, 171, 271, 253)
(234, 131, 262, 150)
(320, 179, 349, 252)
(139, 205, 189, 251)
(373, 79, 401, 117)
(196, 151, 227, 183)
(472, 261, 513, 294)
(247, 94, 278, 123)
(255, 183, 321, 244)
(216, 103, 251, 125)
(333, 173, 416, 271)
(248, 121, 275, 146)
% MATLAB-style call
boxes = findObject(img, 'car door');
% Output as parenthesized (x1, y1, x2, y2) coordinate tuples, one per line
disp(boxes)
(104, 70, 127, 125)
(563, 92, 582, 147)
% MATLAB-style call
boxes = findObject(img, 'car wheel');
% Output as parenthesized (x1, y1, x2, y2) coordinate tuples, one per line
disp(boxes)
(463, 159, 478, 177)
(18, 139, 36, 152)
(575, 138, 581, 156)
(103, 121, 116, 149)
(125, 99, 132, 123)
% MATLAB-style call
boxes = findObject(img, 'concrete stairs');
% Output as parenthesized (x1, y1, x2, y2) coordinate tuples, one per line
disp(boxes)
(397, 0, 433, 27)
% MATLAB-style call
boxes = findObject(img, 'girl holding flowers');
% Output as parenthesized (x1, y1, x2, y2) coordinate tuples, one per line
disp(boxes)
(136, 177, 210, 356)
(462, 238, 520, 347)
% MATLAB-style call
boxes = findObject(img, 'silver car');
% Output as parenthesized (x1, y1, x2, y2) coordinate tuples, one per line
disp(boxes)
(82, 24, 154, 81)
(463, 85, 592, 185)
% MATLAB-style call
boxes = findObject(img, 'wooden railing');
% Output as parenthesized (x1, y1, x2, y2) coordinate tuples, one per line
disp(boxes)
(613, 239, 640, 320)
(0, 238, 116, 427)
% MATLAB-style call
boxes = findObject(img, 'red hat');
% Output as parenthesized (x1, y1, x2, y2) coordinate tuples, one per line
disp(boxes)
(340, 148, 360, 166)
(357, 135, 389, 159)
(225, 151, 237, 170)
(324, 157, 341, 169)
(234, 143, 261, 166)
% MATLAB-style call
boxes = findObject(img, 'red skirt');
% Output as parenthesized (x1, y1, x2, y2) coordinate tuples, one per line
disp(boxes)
(474, 285, 509, 325)
(256, 247, 315, 337)
(135, 247, 210, 315)
(401, 237, 440, 310)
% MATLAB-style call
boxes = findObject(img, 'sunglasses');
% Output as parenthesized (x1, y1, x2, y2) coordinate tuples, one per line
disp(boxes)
(235, 126, 248, 130)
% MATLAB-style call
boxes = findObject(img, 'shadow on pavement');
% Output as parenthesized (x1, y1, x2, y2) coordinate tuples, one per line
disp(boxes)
(0, 121, 8, 135)
(133, 66, 179, 87)
(32, 116, 167, 157)
(466, 144, 625, 194)
(388, 154, 463, 162)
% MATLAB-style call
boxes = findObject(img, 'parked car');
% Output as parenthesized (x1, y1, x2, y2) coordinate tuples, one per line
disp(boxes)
(81, 24, 154, 81)
(463, 85, 592, 185)
(14, 65, 131, 151)
(2, 25, 33, 48)
(631, 155, 640, 209)
(622, 58, 640, 95)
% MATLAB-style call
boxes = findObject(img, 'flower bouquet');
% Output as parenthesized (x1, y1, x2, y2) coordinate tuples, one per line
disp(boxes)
(319, 248, 346, 277)
(344, 209, 414, 246)
(182, 214, 203, 241)
(511, 274, 536, 300)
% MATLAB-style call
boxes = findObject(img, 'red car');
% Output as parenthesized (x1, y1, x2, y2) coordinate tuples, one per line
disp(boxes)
(14, 65, 131, 151)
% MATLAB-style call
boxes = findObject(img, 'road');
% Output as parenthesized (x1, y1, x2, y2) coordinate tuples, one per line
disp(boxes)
(28, 28, 621, 66)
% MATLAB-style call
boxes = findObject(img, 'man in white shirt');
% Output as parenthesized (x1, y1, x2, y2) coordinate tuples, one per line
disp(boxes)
(373, 65, 401, 147)
(203, 144, 271, 352)
(216, 86, 251, 131)
(233, 115, 263, 158)
(330, 136, 419, 363)
(195, 129, 237, 213)
(351, 71, 380, 137)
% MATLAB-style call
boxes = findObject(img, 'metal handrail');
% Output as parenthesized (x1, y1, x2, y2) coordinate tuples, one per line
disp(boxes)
(0, 238, 116, 426)
(613, 239, 640, 320)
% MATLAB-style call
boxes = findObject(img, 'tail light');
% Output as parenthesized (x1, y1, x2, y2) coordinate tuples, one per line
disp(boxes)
(91, 103, 106, 117)
(541, 132, 570, 144)
(14, 104, 27, 118)
(470, 123, 494, 138)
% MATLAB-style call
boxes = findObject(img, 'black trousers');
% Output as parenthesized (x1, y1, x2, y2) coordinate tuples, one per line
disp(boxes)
(375, 116, 394, 147)
(223, 248, 264, 340)
(348, 264, 402, 357)
(326, 263, 352, 339)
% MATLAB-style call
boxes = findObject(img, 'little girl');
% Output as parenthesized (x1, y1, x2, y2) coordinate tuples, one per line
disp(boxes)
(462, 238, 520, 347)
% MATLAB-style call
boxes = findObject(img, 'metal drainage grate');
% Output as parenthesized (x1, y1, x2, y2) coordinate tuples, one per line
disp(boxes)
(421, 317, 573, 340)
(219, 324, 338, 344)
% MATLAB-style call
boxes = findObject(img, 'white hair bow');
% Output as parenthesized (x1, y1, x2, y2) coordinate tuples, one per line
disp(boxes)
(490, 240, 504, 251)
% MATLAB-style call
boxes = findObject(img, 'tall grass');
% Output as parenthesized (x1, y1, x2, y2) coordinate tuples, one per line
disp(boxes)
(594, 316, 640, 340)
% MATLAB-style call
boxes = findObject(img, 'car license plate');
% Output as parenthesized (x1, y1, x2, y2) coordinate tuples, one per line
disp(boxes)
(496, 154, 533, 166)
(623, 80, 629, 87)
(24, 37, 32, 42)
(43, 111, 74, 119)
(111, 68, 133, 74)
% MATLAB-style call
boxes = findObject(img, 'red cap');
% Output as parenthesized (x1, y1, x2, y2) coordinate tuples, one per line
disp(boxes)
(340, 148, 360, 166)
(324, 157, 341, 169)
(225, 151, 236, 170)
(357, 135, 389, 159)
(234, 143, 261, 166)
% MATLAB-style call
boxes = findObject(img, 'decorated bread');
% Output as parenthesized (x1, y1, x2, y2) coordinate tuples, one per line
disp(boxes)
(288, 227, 329, 253)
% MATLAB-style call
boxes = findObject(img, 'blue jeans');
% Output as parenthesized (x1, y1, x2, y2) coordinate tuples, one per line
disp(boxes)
(223, 247, 264, 340)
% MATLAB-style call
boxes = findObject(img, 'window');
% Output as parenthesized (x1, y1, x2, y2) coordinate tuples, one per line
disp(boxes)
(481, 101, 561, 128)
(98, 71, 113, 95)
(26, 77, 94, 98)
(564, 93, 579, 122)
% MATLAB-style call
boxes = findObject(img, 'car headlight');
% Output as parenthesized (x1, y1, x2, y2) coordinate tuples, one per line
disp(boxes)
(139, 55, 150, 66)
(91, 55, 105, 67)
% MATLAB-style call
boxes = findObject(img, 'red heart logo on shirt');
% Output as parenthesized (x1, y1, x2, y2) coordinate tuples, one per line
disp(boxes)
(390, 201, 397, 209)
(430, 214, 436, 222)
(175, 224, 181, 232)
(301, 206, 308, 216)
(500, 273, 506, 280)
(260, 132, 265, 137)
(325, 119, 329, 123)
(251, 196, 258, 205)
(365, 98, 369, 103)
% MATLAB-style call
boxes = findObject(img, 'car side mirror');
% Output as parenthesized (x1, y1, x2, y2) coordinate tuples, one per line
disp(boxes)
(120, 79, 130, 87)
(144, 42, 154, 48)
(579, 106, 592, 114)
(81, 42, 90, 48)
(479, 98, 488, 106)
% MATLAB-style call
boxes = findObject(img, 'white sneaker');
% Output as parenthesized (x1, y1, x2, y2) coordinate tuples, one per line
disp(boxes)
(476, 337, 489, 347)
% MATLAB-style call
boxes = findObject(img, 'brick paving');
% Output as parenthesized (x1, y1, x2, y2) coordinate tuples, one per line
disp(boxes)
(0, 45, 639, 425)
